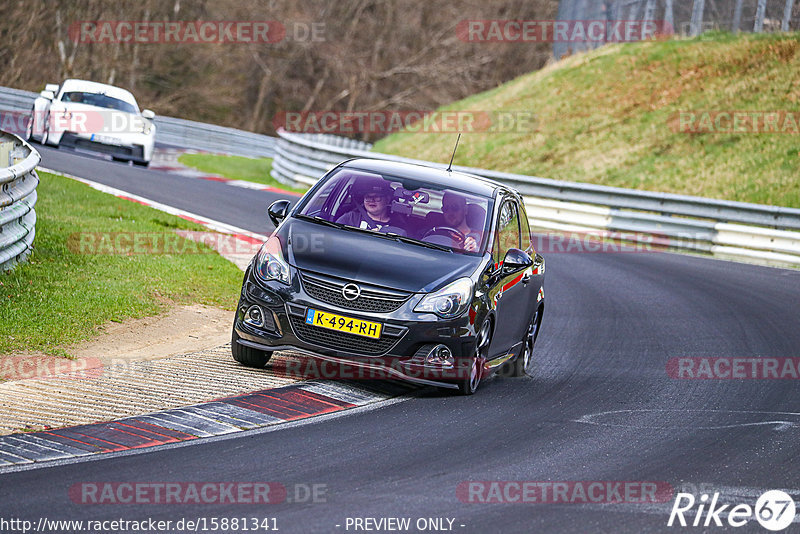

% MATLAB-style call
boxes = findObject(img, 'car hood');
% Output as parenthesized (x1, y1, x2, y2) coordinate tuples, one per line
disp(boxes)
(56, 101, 139, 116)
(279, 218, 483, 293)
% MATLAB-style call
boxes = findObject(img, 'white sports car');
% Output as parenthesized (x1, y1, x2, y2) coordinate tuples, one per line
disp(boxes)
(26, 79, 156, 167)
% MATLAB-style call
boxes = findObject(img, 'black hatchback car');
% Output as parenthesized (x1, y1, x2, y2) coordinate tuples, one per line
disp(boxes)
(232, 158, 545, 394)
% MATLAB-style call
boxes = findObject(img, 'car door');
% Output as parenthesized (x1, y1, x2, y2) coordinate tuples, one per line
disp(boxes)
(488, 197, 531, 355)
(518, 200, 544, 326)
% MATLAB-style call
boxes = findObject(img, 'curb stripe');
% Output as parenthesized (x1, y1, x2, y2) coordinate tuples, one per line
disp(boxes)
(115, 420, 199, 441)
(0, 380, 409, 469)
(0, 450, 32, 464)
(38, 433, 106, 454)
(47, 429, 129, 452)
(180, 404, 283, 428)
(228, 396, 315, 420)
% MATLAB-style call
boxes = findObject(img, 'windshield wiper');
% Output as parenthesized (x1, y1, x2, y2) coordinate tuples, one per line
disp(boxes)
(295, 214, 346, 229)
(296, 214, 395, 240)
(385, 233, 453, 252)
(296, 215, 452, 251)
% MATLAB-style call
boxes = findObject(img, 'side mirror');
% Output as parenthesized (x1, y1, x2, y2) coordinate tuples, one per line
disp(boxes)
(268, 199, 292, 227)
(45, 84, 60, 93)
(502, 248, 533, 274)
(141, 109, 155, 120)
(39, 90, 54, 100)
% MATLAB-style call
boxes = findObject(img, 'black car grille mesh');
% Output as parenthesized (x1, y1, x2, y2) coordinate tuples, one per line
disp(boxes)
(289, 315, 400, 356)
(300, 273, 411, 313)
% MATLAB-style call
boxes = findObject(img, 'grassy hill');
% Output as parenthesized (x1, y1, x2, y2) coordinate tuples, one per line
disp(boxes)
(373, 32, 800, 208)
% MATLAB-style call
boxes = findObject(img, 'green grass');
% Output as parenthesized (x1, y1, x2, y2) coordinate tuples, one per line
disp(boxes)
(0, 172, 244, 356)
(373, 32, 800, 208)
(178, 153, 307, 193)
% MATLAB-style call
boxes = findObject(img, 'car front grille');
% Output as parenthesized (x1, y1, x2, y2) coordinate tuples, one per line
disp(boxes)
(300, 272, 411, 313)
(288, 315, 401, 356)
(61, 133, 144, 159)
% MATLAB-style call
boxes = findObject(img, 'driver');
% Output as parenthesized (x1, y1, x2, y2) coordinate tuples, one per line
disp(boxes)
(441, 191, 479, 252)
(336, 180, 406, 233)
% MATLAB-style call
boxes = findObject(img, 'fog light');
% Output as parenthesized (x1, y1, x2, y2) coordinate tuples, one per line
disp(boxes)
(244, 305, 264, 327)
(424, 344, 454, 367)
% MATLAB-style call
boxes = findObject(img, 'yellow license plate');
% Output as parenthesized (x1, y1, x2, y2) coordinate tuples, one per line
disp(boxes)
(304, 309, 382, 339)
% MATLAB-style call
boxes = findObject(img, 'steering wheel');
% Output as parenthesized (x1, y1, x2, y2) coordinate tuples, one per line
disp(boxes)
(422, 226, 466, 244)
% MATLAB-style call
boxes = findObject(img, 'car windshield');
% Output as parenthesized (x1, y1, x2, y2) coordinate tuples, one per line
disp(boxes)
(296, 168, 494, 255)
(61, 91, 139, 114)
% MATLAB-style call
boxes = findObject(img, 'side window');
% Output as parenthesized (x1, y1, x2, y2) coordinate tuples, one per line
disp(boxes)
(303, 177, 343, 219)
(495, 200, 520, 264)
(518, 201, 532, 252)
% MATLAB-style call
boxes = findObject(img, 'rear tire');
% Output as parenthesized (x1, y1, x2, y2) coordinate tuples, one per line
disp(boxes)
(112, 156, 129, 164)
(456, 318, 491, 395)
(133, 160, 149, 167)
(509, 305, 543, 377)
(231, 326, 272, 368)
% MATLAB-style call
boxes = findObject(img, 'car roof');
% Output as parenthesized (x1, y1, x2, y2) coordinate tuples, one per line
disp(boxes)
(59, 79, 138, 107)
(340, 158, 511, 198)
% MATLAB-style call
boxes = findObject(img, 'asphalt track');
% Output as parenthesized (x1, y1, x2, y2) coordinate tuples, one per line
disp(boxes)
(2, 145, 800, 533)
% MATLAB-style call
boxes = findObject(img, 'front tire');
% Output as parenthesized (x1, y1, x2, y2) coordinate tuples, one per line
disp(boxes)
(231, 326, 272, 368)
(41, 120, 50, 146)
(25, 108, 35, 141)
(456, 318, 492, 395)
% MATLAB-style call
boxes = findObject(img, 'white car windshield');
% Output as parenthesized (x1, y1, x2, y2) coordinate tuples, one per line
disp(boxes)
(61, 92, 139, 114)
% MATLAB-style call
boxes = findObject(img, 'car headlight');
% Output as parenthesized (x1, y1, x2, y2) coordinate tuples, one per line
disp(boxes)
(254, 238, 290, 285)
(141, 121, 153, 135)
(414, 277, 473, 319)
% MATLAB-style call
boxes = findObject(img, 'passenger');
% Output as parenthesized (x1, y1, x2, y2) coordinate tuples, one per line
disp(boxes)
(441, 191, 480, 252)
(336, 180, 406, 233)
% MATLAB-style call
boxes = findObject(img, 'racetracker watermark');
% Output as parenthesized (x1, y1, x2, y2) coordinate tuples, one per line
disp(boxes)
(672, 111, 800, 134)
(27, 110, 152, 136)
(532, 231, 663, 253)
(667, 357, 800, 379)
(69, 21, 326, 44)
(457, 20, 673, 42)
(275, 110, 536, 134)
(457, 481, 674, 504)
(269, 356, 482, 382)
(67, 231, 263, 255)
(69, 482, 327, 505)
(0, 356, 102, 381)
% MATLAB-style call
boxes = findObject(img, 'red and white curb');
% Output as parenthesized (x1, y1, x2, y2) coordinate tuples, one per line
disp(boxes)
(149, 148, 301, 196)
(38, 166, 267, 270)
(0, 380, 416, 470)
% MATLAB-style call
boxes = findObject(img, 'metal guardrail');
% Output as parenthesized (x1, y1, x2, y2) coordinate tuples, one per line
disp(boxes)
(0, 86, 275, 158)
(0, 131, 40, 271)
(271, 128, 800, 267)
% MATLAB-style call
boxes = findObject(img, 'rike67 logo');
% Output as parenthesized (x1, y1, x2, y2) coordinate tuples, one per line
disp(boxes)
(668, 490, 796, 531)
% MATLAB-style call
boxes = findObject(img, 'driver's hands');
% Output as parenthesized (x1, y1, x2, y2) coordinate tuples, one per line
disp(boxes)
(464, 236, 477, 252)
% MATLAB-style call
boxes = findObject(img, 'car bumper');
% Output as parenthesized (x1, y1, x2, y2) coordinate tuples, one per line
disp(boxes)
(233, 266, 481, 388)
(60, 132, 153, 163)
